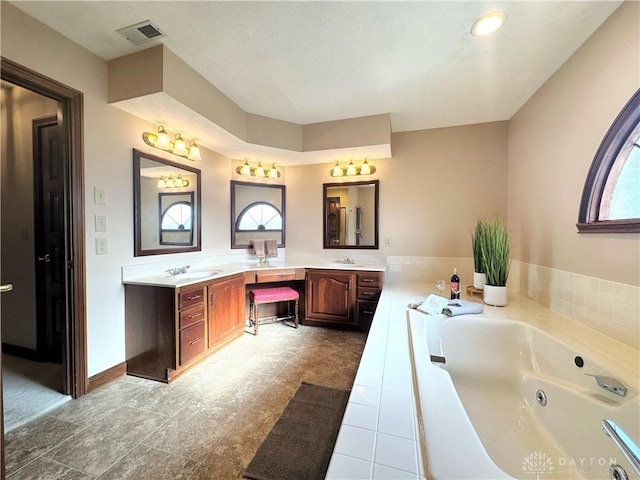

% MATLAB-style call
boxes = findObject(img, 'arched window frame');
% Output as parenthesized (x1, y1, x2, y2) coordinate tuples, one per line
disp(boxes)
(577, 89, 640, 233)
(235, 201, 283, 232)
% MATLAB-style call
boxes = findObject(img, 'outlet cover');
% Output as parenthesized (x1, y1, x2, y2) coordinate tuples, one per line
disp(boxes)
(95, 215, 107, 232)
(95, 238, 108, 255)
(94, 187, 107, 205)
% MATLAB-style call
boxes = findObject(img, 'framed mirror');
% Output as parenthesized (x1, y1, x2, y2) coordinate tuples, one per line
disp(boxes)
(323, 180, 379, 249)
(133, 149, 201, 256)
(231, 180, 285, 249)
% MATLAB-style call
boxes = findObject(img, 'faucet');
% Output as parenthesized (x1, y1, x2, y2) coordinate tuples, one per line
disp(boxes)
(585, 374, 627, 397)
(602, 419, 640, 476)
(167, 265, 190, 276)
(344, 257, 355, 264)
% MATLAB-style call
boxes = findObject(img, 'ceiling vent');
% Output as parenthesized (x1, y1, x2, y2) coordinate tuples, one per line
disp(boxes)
(116, 20, 166, 46)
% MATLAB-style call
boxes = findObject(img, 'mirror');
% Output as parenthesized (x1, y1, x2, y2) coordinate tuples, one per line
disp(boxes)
(231, 180, 285, 249)
(133, 149, 201, 256)
(323, 180, 379, 249)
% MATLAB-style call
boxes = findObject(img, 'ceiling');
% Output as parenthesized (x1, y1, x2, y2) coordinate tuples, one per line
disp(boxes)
(9, 1, 621, 163)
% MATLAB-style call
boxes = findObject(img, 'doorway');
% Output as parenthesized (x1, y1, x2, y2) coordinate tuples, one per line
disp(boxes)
(0, 57, 86, 476)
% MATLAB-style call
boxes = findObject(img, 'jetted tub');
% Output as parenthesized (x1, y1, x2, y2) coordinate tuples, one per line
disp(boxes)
(407, 310, 640, 480)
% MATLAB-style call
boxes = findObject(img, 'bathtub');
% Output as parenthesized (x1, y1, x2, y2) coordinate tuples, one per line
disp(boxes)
(407, 309, 640, 480)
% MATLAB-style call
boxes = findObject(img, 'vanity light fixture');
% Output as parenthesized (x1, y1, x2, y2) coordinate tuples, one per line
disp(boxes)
(157, 175, 190, 189)
(235, 159, 281, 178)
(142, 125, 202, 161)
(329, 158, 376, 177)
(471, 11, 507, 36)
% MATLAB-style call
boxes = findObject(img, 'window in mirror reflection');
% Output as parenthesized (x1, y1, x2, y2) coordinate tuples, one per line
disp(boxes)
(237, 202, 282, 231)
(160, 193, 193, 245)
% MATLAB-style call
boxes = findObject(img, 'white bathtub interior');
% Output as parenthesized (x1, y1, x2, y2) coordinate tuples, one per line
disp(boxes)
(408, 309, 640, 480)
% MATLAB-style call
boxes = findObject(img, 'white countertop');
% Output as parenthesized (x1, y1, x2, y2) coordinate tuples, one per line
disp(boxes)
(121, 257, 386, 288)
(325, 281, 640, 480)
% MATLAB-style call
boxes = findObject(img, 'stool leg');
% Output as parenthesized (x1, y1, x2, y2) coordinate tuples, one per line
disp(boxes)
(253, 302, 259, 335)
(294, 299, 299, 328)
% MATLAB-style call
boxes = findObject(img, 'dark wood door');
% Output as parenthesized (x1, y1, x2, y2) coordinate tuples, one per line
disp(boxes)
(305, 270, 355, 323)
(33, 115, 66, 364)
(208, 276, 245, 346)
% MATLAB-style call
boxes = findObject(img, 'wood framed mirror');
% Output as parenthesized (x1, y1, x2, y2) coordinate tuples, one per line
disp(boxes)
(133, 149, 201, 256)
(323, 180, 379, 249)
(230, 180, 286, 249)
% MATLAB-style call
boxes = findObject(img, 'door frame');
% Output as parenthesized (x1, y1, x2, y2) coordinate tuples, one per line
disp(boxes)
(1, 57, 87, 399)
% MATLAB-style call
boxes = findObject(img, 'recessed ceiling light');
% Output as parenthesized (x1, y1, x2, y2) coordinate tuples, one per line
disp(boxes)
(471, 12, 507, 36)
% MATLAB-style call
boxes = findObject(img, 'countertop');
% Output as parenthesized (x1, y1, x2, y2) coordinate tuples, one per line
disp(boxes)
(121, 258, 386, 288)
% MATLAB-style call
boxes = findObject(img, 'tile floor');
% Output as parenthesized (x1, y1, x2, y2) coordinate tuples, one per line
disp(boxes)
(5, 323, 366, 479)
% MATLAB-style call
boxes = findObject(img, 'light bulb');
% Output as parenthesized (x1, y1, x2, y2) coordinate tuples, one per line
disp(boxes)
(346, 160, 357, 176)
(165, 176, 175, 188)
(173, 133, 188, 156)
(157, 177, 166, 188)
(471, 12, 506, 36)
(269, 163, 279, 178)
(255, 162, 265, 177)
(187, 141, 201, 161)
(331, 161, 343, 177)
(240, 160, 251, 176)
(156, 125, 170, 150)
(360, 159, 371, 175)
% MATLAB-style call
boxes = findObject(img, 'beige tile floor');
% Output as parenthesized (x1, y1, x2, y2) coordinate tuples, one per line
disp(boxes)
(5, 323, 366, 479)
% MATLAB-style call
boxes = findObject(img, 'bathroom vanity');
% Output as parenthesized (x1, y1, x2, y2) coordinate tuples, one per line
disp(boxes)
(123, 261, 384, 382)
(124, 273, 245, 382)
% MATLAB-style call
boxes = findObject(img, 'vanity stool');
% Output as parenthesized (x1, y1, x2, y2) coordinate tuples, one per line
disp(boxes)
(249, 287, 299, 335)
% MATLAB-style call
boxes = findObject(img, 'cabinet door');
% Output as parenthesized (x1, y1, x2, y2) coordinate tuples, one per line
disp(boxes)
(305, 271, 355, 323)
(208, 276, 245, 346)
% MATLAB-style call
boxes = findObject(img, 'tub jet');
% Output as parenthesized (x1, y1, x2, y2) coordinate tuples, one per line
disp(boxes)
(536, 389, 547, 406)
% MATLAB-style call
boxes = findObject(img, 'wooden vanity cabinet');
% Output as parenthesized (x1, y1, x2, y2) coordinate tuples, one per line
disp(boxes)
(125, 273, 245, 383)
(208, 274, 245, 347)
(305, 269, 383, 330)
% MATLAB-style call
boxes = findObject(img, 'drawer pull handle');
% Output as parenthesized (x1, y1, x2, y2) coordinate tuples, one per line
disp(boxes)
(188, 312, 202, 319)
(186, 294, 202, 301)
(362, 278, 375, 283)
(362, 310, 375, 315)
(362, 291, 375, 295)
(189, 337, 203, 345)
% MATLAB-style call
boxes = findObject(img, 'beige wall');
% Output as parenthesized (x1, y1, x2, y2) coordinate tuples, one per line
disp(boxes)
(287, 121, 509, 258)
(508, 1, 640, 286)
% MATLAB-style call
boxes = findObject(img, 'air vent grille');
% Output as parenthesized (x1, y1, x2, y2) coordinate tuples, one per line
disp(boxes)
(116, 20, 166, 46)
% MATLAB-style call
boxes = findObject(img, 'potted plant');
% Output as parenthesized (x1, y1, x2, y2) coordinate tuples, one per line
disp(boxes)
(471, 218, 487, 290)
(478, 217, 510, 306)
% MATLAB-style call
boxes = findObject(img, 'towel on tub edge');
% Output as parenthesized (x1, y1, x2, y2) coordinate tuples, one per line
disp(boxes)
(442, 299, 483, 316)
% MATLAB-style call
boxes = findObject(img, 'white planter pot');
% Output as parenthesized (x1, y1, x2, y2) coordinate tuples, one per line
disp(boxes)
(473, 272, 486, 291)
(483, 285, 508, 306)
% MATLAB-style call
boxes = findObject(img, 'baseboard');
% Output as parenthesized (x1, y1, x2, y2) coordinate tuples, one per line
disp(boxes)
(1, 343, 41, 362)
(87, 361, 127, 392)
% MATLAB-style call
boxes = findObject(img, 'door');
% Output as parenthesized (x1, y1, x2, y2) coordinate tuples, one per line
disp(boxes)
(208, 276, 245, 346)
(33, 115, 66, 364)
(305, 270, 355, 323)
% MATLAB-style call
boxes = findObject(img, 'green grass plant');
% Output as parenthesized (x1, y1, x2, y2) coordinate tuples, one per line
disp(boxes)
(478, 217, 510, 286)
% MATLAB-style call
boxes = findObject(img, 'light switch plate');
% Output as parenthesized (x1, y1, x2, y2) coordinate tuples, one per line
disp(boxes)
(95, 215, 107, 232)
(94, 187, 107, 205)
(95, 238, 108, 255)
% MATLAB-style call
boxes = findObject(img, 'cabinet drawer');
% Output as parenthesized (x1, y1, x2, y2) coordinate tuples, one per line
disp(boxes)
(180, 305, 205, 329)
(256, 270, 296, 283)
(357, 287, 381, 301)
(357, 301, 378, 327)
(358, 273, 381, 288)
(179, 287, 205, 309)
(179, 322, 205, 365)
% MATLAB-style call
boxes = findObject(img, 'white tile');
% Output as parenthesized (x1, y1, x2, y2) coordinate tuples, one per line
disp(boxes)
(334, 425, 376, 461)
(378, 408, 415, 440)
(343, 403, 379, 431)
(374, 432, 418, 473)
(614, 302, 640, 329)
(326, 454, 372, 479)
(373, 463, 418, 479)
(350, 384, 381, 408)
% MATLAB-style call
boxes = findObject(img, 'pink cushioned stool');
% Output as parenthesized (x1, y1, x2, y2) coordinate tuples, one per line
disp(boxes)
(249, 287, 299, 335)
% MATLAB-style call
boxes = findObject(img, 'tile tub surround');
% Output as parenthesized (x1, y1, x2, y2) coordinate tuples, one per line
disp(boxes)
(326, 281, 639, 480)
(4, 325, 366, 479)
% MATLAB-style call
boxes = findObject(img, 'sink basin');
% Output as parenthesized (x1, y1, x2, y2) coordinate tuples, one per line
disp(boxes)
(172, 270, 222, 280)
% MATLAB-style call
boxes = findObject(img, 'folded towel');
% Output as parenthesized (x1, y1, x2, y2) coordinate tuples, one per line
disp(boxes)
(442, 299, 483, 316)
(265, 239, 278, 258)
(416, 294, 449, 315)
(253, 239, 265, 257)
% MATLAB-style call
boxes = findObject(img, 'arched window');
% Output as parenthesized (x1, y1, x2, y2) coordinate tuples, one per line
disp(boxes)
(236, 201, 282, 231)
(160, 201, 193, 245)
(578, 89, 640, 233)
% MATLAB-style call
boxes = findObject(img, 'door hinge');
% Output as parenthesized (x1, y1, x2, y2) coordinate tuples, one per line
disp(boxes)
(67, 260, 74, 269)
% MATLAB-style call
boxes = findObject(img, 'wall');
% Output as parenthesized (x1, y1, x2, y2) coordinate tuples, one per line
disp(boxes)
(0, 84, 57, 349)
(507, 1, 639, 347)
(1, 2, 235, 376)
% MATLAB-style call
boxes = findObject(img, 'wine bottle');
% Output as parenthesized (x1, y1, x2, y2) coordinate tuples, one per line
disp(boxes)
(450, 268, 460, 299)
